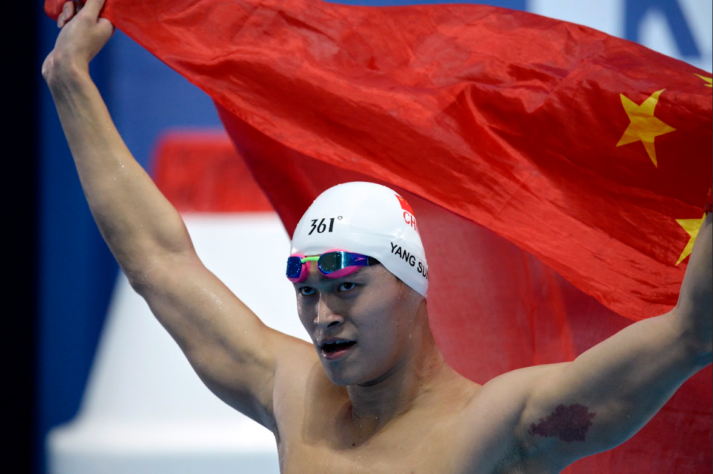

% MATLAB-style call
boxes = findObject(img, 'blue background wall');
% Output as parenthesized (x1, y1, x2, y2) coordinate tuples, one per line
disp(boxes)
(36, 0, 711, 472)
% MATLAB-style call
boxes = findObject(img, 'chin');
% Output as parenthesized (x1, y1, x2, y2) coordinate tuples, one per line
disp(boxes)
(321, 363, 358, 386)
(321, 361, 391, 388)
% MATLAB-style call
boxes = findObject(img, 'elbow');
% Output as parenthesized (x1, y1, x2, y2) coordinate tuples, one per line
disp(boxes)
(682, 328, 712, 369)
(671, 308, 712, 368)
(690, 340, 713, 368)
(695, 352, 712, 368)
(127, 272, 151, 296)
(121, 245, 196, 296)
(124, 251, 199, 298)
(123, 258, 165, 297)
(125, 267, 157, 298)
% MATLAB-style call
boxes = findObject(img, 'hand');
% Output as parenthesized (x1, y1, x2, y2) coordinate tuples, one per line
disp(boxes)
(42, 0, 114, 83)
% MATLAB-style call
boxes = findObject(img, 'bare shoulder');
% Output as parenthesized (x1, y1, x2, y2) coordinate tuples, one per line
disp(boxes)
(269, 330, 319, 382)
(267, 331, 327, 437)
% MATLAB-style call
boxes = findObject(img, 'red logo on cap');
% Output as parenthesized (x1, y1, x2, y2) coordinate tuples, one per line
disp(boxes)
(395, 194, 417, 231)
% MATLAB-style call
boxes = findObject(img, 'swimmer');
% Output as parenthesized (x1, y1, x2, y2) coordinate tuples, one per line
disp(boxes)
(44, 1, 712, 472)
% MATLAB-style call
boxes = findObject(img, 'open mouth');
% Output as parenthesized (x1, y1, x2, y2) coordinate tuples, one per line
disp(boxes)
(320, 340, 357, 359)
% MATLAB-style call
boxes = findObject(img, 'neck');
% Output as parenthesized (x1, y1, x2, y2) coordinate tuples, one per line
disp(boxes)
(345, 304, 453, 436)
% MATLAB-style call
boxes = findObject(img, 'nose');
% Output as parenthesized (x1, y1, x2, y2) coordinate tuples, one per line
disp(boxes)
(314, 296, 343, 329)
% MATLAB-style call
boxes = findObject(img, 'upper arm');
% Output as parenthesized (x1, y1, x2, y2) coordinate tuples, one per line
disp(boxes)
(516, 311, 710, 469)
(132, 250, 304, 433)
(511, 214, 711, 469)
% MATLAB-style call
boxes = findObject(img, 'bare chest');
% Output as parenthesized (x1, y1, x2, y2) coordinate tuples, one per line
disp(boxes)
(278, 418, 473, 473)
(274, 397, 518, 474)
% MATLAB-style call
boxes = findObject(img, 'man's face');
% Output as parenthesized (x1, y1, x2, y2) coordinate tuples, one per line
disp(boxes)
(294, 263, 423, 386)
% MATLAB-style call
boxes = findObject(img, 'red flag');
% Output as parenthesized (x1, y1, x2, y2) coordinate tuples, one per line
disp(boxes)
(46, 0, 712, 471)
(92, 0, 712, 320)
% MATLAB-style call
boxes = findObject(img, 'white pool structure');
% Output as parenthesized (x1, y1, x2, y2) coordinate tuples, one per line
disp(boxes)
(47, 214, 307, 474)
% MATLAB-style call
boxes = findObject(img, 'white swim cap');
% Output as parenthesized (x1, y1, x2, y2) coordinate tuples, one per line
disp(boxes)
(290, 182, 429, 297)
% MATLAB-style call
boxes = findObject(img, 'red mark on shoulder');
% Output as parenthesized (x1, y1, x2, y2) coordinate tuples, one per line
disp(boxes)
(528, 404, 596, 443)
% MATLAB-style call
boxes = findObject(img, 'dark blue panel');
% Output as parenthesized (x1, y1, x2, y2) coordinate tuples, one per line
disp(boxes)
(625, 0, 700, 58)
(110, 32, 222, 169)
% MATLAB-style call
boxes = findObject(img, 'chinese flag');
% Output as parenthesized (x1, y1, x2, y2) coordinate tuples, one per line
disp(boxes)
(47, 0, 712, 471)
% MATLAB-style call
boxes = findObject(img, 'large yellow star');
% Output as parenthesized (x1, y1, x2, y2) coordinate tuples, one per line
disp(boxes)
(675, 214, 707, 265)
(695, 74, 712, 88)
(617, 89, 676, 167)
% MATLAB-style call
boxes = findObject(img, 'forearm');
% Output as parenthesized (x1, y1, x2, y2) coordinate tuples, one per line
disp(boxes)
(46, 61, 194, 283)
(674, 213, 712, 359)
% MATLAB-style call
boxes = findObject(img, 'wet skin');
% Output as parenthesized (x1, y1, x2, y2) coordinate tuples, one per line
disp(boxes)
(269, 264, 559, 473)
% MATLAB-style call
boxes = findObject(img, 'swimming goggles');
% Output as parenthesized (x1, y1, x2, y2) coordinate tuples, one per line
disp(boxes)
(286, 250, 379, 283)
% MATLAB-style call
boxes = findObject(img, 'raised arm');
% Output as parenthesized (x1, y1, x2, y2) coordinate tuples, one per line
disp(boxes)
(508, 213, 712, 470)
(43, 0, 303, 431)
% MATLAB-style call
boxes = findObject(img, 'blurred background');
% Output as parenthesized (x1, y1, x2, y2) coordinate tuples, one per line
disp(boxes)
(8, 0, 711, 473)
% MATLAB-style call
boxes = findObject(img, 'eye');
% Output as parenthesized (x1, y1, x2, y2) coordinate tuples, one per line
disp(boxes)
(299, 287, 317, 297)
(339, 282, 357, 292)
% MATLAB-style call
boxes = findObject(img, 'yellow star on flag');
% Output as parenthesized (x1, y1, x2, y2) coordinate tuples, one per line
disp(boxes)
(617, 89, 676, 167)
(695, 74, 712, 87)
(675, 214, 707, 265)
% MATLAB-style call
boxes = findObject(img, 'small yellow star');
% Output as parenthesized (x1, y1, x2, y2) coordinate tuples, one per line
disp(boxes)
(695, 74, 712, 88)
(617, 89, 676, 167)
(675, 214, 707, 265)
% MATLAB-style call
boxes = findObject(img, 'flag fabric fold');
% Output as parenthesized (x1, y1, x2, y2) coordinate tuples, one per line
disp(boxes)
(45, 0, 712, 471)
(95, 0, 712, 320)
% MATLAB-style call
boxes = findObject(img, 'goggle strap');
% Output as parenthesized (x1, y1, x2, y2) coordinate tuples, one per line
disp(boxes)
(303, 254, 378, 266)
